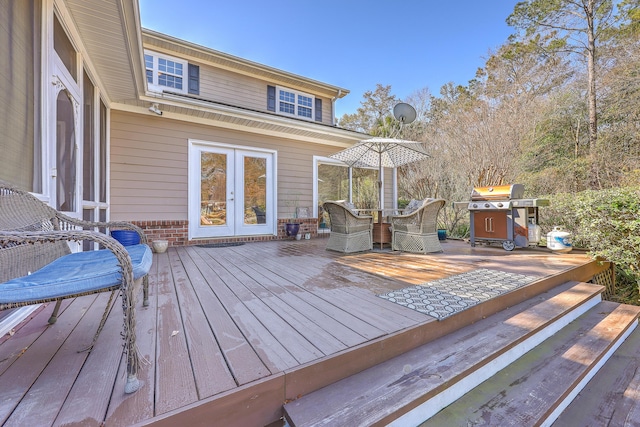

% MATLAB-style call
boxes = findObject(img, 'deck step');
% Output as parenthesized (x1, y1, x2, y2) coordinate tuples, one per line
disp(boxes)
(552, 324, 640, 427)
(283, 281, 604, 427)
(420, 301, 640, 427)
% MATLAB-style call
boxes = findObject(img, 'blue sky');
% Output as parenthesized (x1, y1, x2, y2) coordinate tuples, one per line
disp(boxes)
(139, 1, 520, 118)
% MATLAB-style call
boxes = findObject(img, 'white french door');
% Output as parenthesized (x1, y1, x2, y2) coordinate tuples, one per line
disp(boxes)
(189, 141, 275, 239)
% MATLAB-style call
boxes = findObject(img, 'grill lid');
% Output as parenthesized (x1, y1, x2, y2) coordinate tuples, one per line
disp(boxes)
(470, 184, 524, 201)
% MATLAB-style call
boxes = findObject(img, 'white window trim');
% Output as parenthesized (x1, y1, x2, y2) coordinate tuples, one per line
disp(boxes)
(276, 86, 315, 120)
(144, 49, 188, 94)
(313, 156, 383, 217)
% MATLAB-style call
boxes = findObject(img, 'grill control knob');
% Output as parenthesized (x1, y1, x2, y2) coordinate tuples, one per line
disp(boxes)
(484, 203, 490, 208)
(472, 203, 478, 208)
(497, 202, 503, 208)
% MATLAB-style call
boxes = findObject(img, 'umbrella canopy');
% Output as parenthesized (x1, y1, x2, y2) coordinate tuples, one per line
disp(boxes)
(329, 137, 430, 211)
(329, 137, 430, 169)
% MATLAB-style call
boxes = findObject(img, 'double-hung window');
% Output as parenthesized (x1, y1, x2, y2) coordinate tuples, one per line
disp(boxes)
(277, 86, 314, 120)
(144, 50, 188, 94)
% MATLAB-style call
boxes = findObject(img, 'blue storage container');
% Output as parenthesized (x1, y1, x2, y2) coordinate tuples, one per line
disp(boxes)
(111, 230, 140, 246)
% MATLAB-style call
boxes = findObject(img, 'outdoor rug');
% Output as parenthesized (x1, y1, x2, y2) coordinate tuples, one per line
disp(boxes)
(377, 268, 538, 320)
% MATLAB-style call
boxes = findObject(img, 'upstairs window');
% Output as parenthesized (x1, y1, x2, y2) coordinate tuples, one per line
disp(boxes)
(144, 50, 188, 94)
(276, 86, 315, 120)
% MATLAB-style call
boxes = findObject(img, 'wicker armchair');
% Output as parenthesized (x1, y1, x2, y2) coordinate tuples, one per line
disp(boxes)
(0, 180, 152, 393)
(322, 201, 373, 253)
(391, 198, 446, 253)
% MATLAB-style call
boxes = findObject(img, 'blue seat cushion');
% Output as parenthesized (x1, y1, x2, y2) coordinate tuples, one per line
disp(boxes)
(0, 244, 152, 304)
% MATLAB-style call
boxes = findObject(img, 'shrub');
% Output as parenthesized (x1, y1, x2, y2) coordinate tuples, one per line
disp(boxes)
(539, 187, 640, 304)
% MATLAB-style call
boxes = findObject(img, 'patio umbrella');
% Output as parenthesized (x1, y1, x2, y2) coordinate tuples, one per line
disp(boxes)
(329, 137, 430, 213)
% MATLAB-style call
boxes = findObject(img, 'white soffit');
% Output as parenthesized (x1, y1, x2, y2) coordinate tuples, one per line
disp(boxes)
(63, 0, 145, 103)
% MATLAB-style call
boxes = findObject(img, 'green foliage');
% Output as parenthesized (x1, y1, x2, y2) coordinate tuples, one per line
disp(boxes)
(540, 187, 640, 304)
(337, 84, 399, 134)
(337, 2, 640, 265)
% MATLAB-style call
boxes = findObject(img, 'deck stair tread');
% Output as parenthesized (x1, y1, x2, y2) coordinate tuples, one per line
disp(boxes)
(552, 325, 640, 427)
(421, 300, 640, 427)
(284, 281, 605, 427)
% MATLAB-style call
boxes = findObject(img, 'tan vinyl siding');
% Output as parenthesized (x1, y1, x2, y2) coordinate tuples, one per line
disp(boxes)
(322, 96, 334, 124)
(110, 110, 343, 221)
(153, 55, 334, 125)
(384, 169, 393, 208)
(0, 0, 41, 191)
(199, 62, 334, 125)
(198, 64, 265, 110)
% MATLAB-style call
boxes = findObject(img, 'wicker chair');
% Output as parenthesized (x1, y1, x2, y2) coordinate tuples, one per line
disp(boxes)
(322, 201, 373, 253)
(391, 198, 446, 253)
(252, 206, 266, 224)
(0, 180, 152, 394)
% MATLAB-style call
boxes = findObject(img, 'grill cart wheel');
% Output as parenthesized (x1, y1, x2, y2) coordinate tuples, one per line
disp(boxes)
(502, 240, 516, 251)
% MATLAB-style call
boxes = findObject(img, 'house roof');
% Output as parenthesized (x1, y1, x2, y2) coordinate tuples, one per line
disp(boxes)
(63, 0, 146, 103)
(142, 29, 350, 101)
(63, 0, 364, 147)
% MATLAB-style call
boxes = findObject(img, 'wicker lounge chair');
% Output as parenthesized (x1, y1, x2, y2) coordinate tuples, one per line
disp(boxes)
(322, 201, 373, 253)
(391, 198, 446, 253)
(252, 206, 266, 224)
(0, 180, 152, 394)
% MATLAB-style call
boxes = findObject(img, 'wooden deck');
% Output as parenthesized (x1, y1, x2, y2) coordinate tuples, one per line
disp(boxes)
(0, 238, 606, 426)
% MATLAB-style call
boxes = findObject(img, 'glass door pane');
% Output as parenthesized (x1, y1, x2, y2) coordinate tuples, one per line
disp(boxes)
(82, 71, 95, 201)
(56, 90, 76, 212)
(352, 167, 379, 211)
(243, 156, 267, 225)
(200, 151, 229, 227)
(235, 150, 273, 236)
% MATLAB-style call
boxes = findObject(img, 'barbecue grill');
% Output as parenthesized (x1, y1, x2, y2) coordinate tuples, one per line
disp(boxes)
(457, 184, 549, 251)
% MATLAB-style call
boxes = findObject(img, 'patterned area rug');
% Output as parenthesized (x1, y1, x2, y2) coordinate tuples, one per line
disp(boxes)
(378, 268, 538, 320)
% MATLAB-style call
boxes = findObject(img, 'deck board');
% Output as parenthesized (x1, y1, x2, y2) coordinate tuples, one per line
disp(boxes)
(0, 303, 59, 376)
(155, 250, 199, 414)
(55, 296, 132, 427)
(176, 246, 270, 386)
(185, 246, 298, 372)
(103, 256, 159, 427)
(200, 249, 327, 363)
(0, 296, 98, 424)
(340, 286, 429, 323)
(167, 249, 236, 399)
(319, 287, 420, 332)
(5, 293, 110, 427)
(0, 239, 604, 426)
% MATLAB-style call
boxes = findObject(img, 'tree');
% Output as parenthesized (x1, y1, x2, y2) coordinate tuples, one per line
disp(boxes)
(337, 84, 399, 133)
(507, 0, 616, 151)
(480, 36, 572, 103)
(594, 0, 640, 186)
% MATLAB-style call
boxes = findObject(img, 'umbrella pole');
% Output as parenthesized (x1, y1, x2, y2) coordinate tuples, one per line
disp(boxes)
(378, 154, 383, 225)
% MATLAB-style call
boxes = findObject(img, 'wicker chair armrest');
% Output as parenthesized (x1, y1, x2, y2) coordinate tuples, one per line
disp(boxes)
(345, 214, 373, 231)
(391, 199, 446, 232)
(54, 212, 147, 244)
(345, 213, 373, 224)
(390, 210, 419, 221)
(390, 210, 420, 226)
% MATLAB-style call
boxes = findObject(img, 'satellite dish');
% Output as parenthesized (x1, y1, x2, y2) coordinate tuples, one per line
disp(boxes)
(393, 103, 417, 124)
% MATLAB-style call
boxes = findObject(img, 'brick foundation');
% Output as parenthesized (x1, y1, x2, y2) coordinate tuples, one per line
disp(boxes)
(131, 218, 321, 246)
